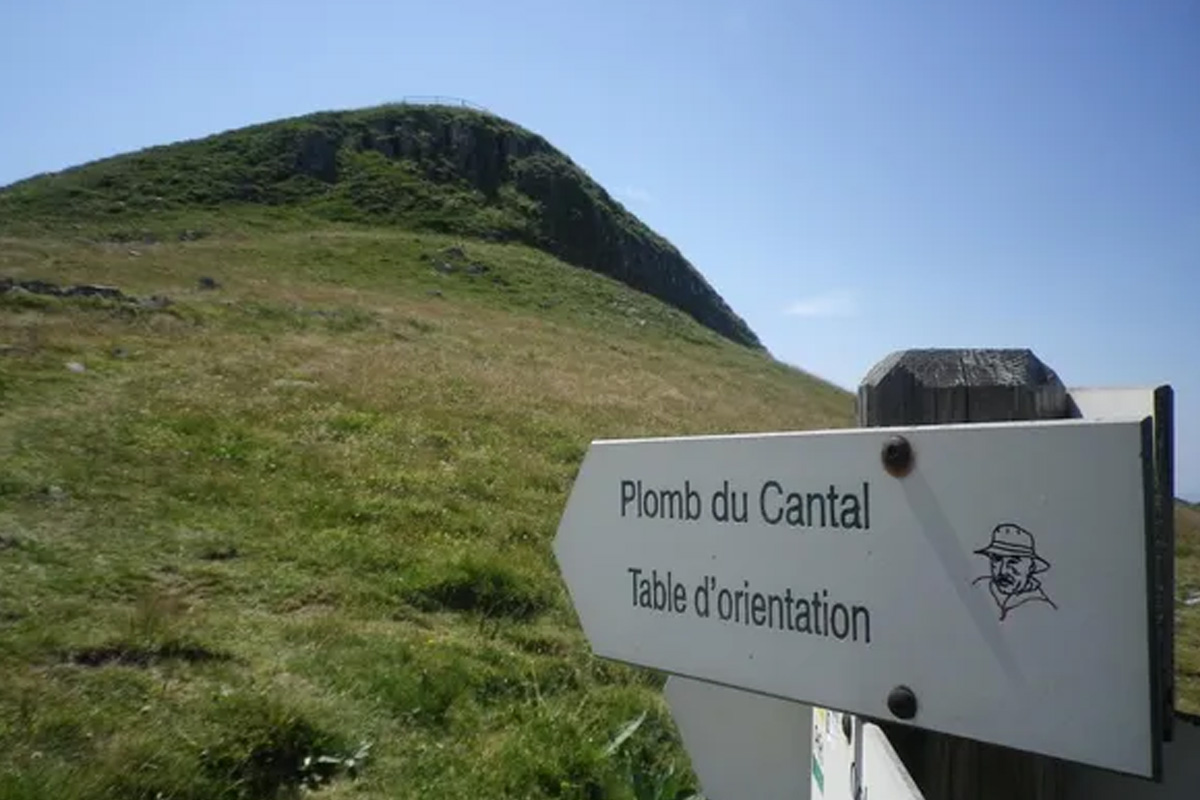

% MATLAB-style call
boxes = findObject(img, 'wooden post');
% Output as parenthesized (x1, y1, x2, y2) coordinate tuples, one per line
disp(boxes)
(857, 348, 1069, 800)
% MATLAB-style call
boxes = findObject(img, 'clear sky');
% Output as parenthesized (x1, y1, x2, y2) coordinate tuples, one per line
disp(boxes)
(2, 1, 1198, 497)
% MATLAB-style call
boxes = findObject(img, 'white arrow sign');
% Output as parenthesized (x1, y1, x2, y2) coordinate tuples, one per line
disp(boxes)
(553, 419, 1161, 780)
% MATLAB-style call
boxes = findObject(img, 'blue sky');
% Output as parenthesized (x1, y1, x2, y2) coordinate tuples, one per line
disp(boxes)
(2, 0, 1197, 497)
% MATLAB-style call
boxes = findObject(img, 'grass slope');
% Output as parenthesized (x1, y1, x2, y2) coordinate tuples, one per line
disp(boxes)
(1177, 503, 1200, 712)
(0, 223, 849, 799)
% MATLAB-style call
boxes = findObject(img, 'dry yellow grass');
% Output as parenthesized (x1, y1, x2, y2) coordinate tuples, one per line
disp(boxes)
(1176, 503, 1200, 714)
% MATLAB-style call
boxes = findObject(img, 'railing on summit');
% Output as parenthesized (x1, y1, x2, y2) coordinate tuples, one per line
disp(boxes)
(396, 96, 493, 114)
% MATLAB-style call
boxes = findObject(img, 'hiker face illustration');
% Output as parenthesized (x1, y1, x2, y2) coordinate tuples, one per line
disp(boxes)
(990, 553, 1035, 595)
(973, 523, 1056, 619)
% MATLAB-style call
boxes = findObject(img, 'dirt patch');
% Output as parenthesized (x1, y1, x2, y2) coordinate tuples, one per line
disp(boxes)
(66, 639, 231, 668)
(199, 545, 240, 561)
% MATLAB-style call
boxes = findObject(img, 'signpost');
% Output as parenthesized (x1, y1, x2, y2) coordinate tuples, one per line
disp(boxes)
(553, 417, 1161, 780)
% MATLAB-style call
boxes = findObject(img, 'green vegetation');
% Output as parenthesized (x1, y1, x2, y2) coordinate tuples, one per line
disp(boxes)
(0, 103, 760, 349)
(1176, 503, 1200, 712)
(0, 223, 849, 798)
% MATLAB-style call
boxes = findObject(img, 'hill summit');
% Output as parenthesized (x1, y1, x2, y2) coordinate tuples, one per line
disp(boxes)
(0, 102, 761, 349)
(0, 105, 845, 799)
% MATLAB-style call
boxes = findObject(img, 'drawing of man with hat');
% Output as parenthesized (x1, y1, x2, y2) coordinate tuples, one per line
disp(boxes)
(972, 523, 1057, 621)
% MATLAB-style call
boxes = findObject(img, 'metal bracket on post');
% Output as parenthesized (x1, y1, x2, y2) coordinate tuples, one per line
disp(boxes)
(854, 715, 865, 800)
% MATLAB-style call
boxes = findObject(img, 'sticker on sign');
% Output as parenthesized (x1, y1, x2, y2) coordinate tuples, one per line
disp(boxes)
(553, 419, 1160, 779)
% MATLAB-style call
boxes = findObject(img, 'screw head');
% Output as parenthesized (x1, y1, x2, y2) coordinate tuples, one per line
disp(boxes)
(882, 435, 914, 478)
(887, 685, 918, 720)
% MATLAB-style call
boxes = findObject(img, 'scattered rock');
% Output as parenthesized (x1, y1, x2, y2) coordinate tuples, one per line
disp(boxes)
(427, 289, 445, 298)
(14, 279, 61, 296)
(1, 277, 169, 312)
(178, 229, 208, 242)
(40, 485, 69, 502)
(141, 295, 172, 310)
(0, 345, 18, 357)
(197, 276, 220, 290)
(0, 534, 19, 550)
(465, 263, 489, 275)
(435, 261, 456, 274)
(127, 250, 141, 257)
(3, 278, 131, 302)
(272, 379, 318, 389)
(65, 284, 124, 300)
(442, 246, 466, 260)
(65, 362, 86, 374)
(111, 347, 130, 359)
(1185, 591, 1200, 608)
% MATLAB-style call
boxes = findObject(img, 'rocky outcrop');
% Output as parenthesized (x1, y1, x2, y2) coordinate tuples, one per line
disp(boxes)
(333, 106, 761, 349)
(1, 276, 172, 309)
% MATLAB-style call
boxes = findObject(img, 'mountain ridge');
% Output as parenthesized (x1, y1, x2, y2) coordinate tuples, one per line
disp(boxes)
(0, 102, 763, 350)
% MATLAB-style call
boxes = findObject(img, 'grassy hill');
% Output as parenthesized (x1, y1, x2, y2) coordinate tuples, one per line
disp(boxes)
(0, 103, 760, 351)
(0, 217, 850, 798)
(1, 104, 1196, 799)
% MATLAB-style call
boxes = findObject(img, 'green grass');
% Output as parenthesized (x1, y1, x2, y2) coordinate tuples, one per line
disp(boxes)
(0, 224, 849, 798)
(1175, 503, 1200, 713)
